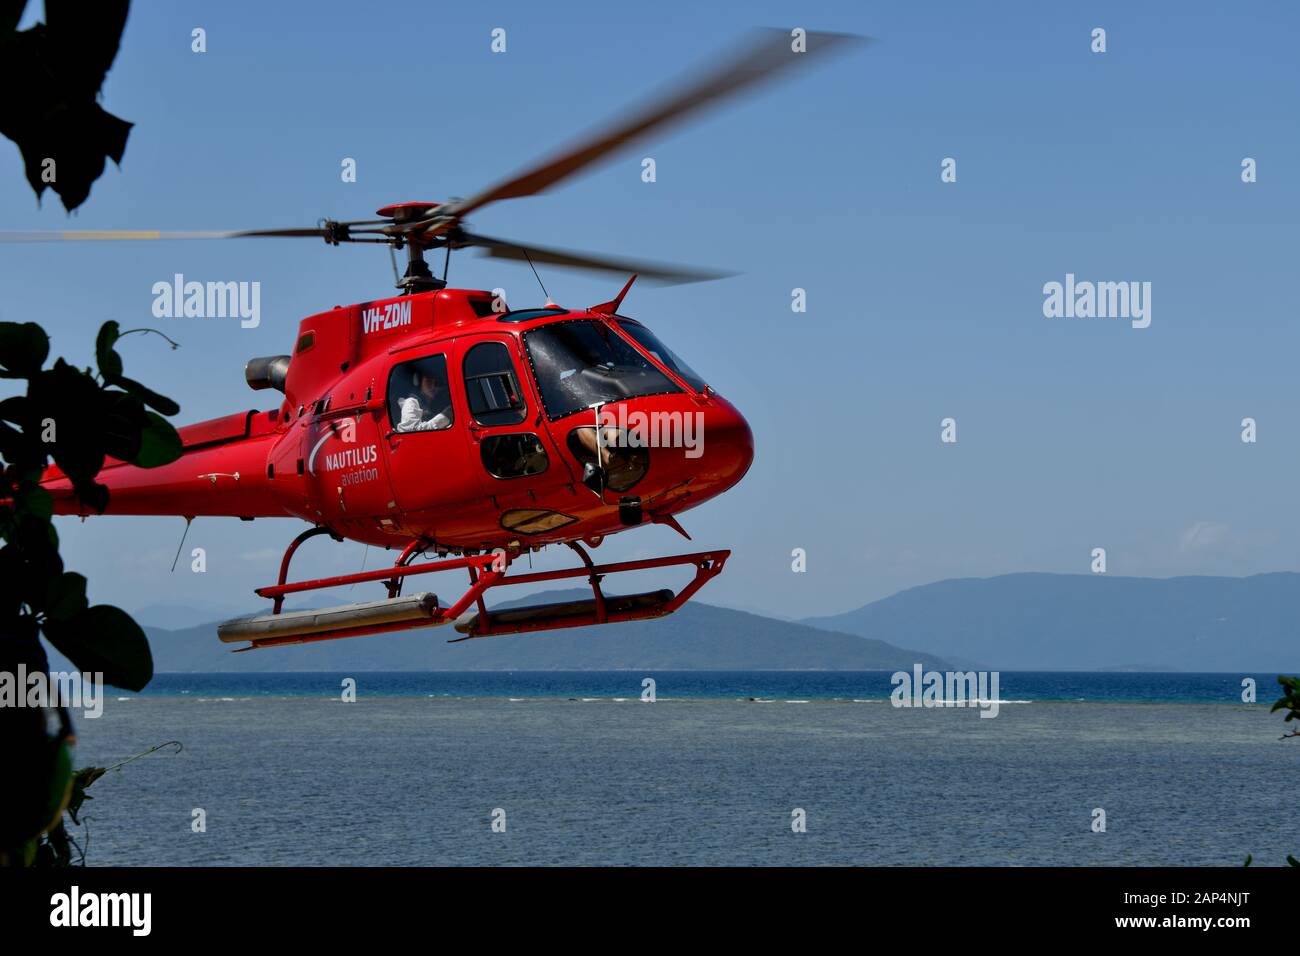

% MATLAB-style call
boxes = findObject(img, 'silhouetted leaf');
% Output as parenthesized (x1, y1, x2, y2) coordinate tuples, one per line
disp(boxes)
(94, 321, 123, 381)
(41, 604, 153, 691)
(114, 375, 179, 416)
(16, 485, 52, 521)
(44, 571, 87, 622)
(1270, 675, 1300, 720)
(0, 1, 134, 211)
(8, 513, 64, 590)
(132, 410, 182, 467)
(71, 481, 109, 516)
(32, 360, 112, 507)
(0, 394, 29, 422)
(99, 389, 146, 463)
(0, 322, 50, 378)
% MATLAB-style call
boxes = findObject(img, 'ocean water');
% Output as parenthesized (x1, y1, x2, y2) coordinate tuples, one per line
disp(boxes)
(129, 670, 1284, 703)
(65, 672, 1297, 866)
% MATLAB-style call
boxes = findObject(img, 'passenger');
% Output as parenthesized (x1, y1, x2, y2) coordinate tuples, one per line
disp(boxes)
(397, 369, 452, 432)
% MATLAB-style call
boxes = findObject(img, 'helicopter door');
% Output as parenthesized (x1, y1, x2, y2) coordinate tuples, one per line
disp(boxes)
(380, 350, 481, 522)
(302, 400, 394, 525)
(458, 336, 575, 529)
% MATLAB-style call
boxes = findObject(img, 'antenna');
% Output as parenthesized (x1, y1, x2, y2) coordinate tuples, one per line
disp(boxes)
(522, 247, 551, 304)
(170, 516, 193, 572)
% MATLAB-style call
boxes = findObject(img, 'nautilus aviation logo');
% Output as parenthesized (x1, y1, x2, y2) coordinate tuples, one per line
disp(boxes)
(315, 443, 378, 475)
(305, 420, 381, 488)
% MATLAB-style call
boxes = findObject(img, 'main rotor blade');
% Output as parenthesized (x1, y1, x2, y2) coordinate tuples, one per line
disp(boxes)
(0, 230, 236, 241)
(230, 228, 332, 238)
(440, 29, 868, 221)
(0, 227, 331, 242)
(460, 232, 734, 285)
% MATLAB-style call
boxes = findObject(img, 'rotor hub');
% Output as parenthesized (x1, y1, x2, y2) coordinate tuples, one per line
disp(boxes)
(377, 202, 441, 224)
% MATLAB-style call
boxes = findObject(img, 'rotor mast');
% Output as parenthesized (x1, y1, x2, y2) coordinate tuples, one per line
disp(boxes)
(380, 202, 446, 294)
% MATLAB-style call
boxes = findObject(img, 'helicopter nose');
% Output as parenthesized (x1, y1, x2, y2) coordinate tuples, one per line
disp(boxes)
(695, 398, 754, 495)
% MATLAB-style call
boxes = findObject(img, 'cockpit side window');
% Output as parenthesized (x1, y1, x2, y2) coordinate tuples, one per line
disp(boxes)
(463, 341, 527, 426)
(388, 354, 454, 433)
(522, 319, 681, 421)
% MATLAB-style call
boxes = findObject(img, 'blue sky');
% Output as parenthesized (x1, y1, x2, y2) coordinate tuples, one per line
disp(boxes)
(3, 0, 1299, 622)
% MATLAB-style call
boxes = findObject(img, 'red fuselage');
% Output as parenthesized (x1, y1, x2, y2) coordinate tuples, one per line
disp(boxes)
(42, 288, 754, 555)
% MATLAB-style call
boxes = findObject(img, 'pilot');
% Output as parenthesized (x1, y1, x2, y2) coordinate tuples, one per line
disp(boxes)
(397, 368, 452, 432)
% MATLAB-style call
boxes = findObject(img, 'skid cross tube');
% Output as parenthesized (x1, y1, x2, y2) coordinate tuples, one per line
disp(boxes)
(255, 551, 506, 600)
(237, 544, 729, 649)
(567, 540, 608, 623)
(271, 526, 340, 614)
(386, 539, 430, 598)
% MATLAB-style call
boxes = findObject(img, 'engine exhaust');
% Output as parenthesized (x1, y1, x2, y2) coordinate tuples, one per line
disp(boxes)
(245, 354, 291, 392)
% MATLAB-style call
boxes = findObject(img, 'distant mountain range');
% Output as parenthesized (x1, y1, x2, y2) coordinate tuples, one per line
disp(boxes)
(126, 588, 951, 673)
(802, 572, 1300, 671)
(47, 572, 1300, 674)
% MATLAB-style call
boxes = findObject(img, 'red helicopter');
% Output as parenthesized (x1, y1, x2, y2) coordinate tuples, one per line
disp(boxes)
(19, 31, 862, 651)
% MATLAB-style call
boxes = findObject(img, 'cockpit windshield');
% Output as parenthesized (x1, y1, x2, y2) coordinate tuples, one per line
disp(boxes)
(522, 319, 681, 420)
(615, 318, 707, 392)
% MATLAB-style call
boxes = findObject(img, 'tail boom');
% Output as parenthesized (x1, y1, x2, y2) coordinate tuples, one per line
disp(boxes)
(41, 409, 286, 518)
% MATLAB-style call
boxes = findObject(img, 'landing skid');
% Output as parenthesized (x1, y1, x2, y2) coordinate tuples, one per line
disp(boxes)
(217, 533, 728, 650)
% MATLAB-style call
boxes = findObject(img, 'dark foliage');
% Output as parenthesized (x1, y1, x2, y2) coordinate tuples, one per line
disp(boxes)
(0, 319, 180, 865)
(0, 0, 133, 211)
